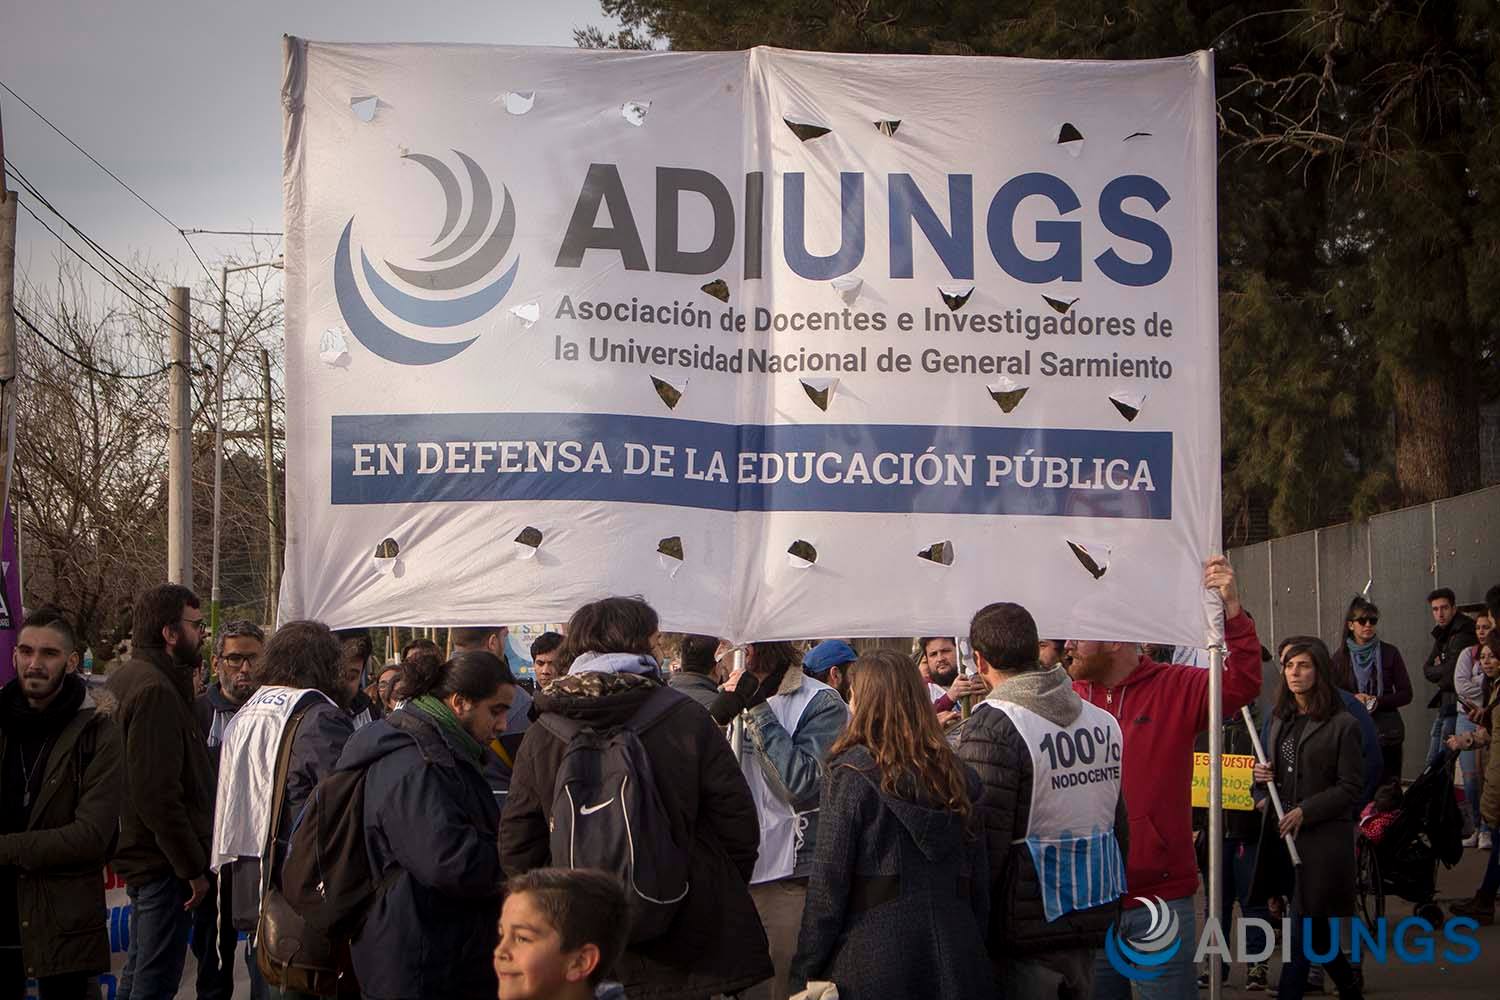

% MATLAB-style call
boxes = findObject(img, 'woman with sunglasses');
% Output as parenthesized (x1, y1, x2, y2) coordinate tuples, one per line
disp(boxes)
(1250, 637, 1365, 1000)
(1330, 596, 1412, 785)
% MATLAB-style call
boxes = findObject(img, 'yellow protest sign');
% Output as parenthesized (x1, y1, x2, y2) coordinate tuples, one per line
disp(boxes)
(1191, 753, 1257, 811)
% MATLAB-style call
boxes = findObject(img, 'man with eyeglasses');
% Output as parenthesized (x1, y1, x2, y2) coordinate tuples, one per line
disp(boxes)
(107, 584, 218, 999)
(190, 620, 268, 1000)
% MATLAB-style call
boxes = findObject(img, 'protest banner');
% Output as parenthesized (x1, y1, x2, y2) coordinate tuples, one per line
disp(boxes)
(280, 41, 1220, 644)
(1191, 751, 1257, 811)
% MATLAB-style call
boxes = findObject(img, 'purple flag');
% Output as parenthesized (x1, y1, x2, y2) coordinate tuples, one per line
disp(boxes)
(0, 507, 20, 685)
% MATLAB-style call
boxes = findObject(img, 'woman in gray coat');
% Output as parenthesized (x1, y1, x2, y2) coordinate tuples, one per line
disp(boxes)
(1250, 636, 1365, 1000)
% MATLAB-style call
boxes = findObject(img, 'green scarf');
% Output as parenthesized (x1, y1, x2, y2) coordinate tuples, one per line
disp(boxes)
(407, 694, 485, 763)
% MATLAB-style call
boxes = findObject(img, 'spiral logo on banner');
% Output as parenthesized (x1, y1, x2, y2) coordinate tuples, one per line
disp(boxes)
(334, 150, 519, 365)
(1104, 896, 1183, 980)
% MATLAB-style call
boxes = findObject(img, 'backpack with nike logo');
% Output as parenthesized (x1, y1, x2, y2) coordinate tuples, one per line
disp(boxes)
(537, 686, 692, 943)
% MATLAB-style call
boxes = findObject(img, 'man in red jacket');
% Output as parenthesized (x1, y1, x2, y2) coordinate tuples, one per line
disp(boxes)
(1068, 556, 1264, 1000)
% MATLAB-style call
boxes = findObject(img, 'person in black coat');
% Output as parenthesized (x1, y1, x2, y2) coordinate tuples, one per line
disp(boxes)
(335, 651, 518, 1000)
(1250, 636, 1365, 1000)
(790, 649, 993, 1000)
(955, 602, 1128, 999)
(500, 597, 771, 1000)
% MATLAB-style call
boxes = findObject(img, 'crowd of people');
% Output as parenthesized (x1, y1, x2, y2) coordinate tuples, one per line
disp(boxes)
(2, 561, 1499, 1000)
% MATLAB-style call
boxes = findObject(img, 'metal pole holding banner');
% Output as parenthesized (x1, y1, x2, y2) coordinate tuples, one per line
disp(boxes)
(730, 646, 746, 758)
(1242, 704, 1302, 865)
(1207, 644, 1224, 1000)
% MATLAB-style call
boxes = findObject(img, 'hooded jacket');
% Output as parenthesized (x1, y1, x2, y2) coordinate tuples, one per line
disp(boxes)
(790, 745, 993, 1000)
(193, 681, 250, 774)
(958, 666, 1128, 958)
(1072, 610, 1262, 908)
(501, 659, 772, 1000)
(0, 676, 121, 979)
(107, 647, 216, 885)
(336, 706, 503, 1000)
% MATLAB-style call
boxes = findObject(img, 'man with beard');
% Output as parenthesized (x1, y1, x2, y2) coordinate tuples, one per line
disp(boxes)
(921, 636, 985, 723)
(108, 584, 217, 998)
(0, 607, 121, 999)
(1067, 557, 1264, 1000)
(190, 620, 267, 1000)
(802, 640, 856, 701)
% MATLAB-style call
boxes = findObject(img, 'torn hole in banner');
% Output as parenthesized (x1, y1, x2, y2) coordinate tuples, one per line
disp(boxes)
(784, 116, 832, 142)
(939, 283, 974, 312)
(651, 375, 685, 410)
(787, 539, 818, 569)
(1057, 122, 1084, 157)
(510, 301, 541, 328)
(1042, 294, 1078, 315)
(700, 278, 730, 303)
(800, 377, 838, 412)
(1067, 539, 1111, 580)
(319, 327, 350, 367)
(830, 275, 863, 305)
(1123, 131, 1153, 141)
(1108, 390, 1147, 422)
(349, 96, 380, 123)
(874, 119, 902, 137)
(514, 526, 544, 560)
(373, 537, 401, 575)
(987, 376, 1029, 414)
(621, 100, 651, 126)
(657, 536, 684, 577)
(917, 540, 955, 567)
(498, 91, 535, 115)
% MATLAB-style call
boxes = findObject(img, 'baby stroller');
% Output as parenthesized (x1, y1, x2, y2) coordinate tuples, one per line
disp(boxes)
(1354, 749, 1464, 926)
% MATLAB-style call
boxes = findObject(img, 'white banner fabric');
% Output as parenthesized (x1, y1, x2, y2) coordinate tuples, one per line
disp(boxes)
(280, 41, 1220, 645)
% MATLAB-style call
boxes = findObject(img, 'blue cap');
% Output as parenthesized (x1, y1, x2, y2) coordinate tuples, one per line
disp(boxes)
(804, 640, 858, 675)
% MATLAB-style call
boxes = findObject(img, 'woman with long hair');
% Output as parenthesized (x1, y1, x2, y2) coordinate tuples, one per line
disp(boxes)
(1448, 632, 1500, 922)
(1453, 610, 1495, 848)
(1329, 596, 1412, 785)
(336, 650, 518, 999)
(1250, 637, 1364, 1000)
(790, 650, 992, 999)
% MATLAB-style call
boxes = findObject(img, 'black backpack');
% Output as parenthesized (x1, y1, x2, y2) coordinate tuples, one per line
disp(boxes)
(537, 687, 692, 943)
(282, 763, 385, 937)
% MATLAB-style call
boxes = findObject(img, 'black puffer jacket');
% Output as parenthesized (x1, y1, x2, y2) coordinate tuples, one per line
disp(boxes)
(956, 667, 1129, 959)
(1424, 612, 1477, 707)
(501, 668, 771, 1000)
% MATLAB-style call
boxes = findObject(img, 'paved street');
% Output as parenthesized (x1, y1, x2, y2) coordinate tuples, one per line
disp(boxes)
(1202, 847, 1498, 996)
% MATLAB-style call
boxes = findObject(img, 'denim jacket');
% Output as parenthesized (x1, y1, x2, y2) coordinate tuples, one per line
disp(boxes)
(742, 668, 849, 879)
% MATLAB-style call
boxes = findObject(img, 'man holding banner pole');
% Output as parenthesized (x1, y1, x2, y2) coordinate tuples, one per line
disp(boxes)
(1069, 556, 1263, 1000)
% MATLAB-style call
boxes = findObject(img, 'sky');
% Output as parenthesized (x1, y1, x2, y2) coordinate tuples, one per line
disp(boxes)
(2, 0, 617, 303)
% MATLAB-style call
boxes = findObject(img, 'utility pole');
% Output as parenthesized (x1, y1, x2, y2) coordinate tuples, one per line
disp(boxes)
(0, 103, 17, 476)
(261, 347, 279, 624)
(167, 287, 193, 587)
(211, 257, 281, 634)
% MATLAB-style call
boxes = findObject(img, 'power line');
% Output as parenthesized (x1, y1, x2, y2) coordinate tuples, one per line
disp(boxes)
(5, 159, 171, 305)
(12, 305, 173, 380)
(0, 78, 217, 286)
(13, 197, 173, 326)
(184, 229, 284, 237)
(0, 79, 181, 230)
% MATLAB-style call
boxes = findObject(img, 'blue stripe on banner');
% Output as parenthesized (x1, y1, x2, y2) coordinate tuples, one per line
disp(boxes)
(1028, 828, 1126, 922)
(329, 412, 1172, 519)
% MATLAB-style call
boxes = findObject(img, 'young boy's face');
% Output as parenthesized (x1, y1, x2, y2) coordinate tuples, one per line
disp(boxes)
(494, 891, 596, 1000)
